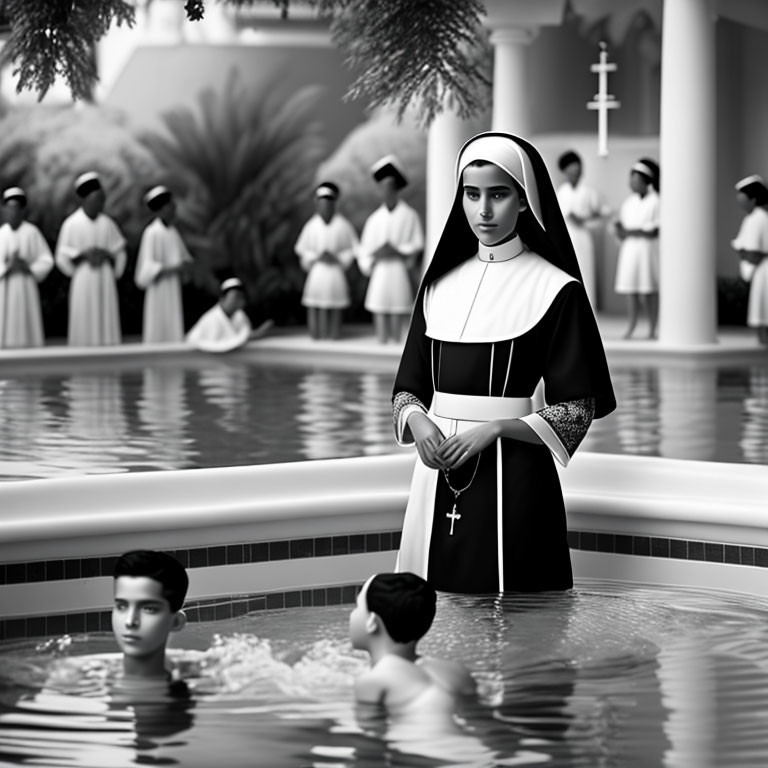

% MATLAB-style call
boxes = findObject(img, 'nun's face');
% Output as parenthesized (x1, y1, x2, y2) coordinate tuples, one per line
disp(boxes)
(462, 163, 527, 246)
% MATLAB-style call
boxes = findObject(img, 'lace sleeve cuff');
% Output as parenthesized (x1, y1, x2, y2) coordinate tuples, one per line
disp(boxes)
(520, 397, 595, 467)
(393, 391, 428, 446)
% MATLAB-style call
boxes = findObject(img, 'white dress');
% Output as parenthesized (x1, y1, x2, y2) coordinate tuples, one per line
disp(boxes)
(294, 213, 358, 309)
(186, 304, 251, 353)
(614, 190, 660, 294)
(732, 206, 768, 327)
(557, 180, 602, 307)
(135, 217, 192, 343)
(55, 208, 126, 346)
(357, 200, 424, 314)
(0, 221, 53, 348)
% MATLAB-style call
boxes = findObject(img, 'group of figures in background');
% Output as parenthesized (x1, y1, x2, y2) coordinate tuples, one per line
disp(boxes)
(0, 174, 254, 353)
(2, 148, 767, 351)
(294, 154, 424, 344)
(297, 149, 666, 344)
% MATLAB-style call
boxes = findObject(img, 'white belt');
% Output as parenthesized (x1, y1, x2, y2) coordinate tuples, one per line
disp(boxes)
(432, 392, 533, 422)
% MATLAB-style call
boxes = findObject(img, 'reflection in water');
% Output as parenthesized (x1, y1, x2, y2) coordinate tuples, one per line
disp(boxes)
(610, 368, 661, 456)
(296, 370, 347, 460)
(197, 363, 251, 435)
(741, 366, 768, 464)
(658, 365, 717, 461)
(0, 358, 766, 480)
(137, 368, 196, 469)
(0, 378, 53, 479)
(358, 372, 397, 456)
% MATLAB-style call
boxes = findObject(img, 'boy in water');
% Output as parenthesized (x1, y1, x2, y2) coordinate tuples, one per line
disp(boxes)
(350, 572, 475, 715)
(112, 549, 189, 680)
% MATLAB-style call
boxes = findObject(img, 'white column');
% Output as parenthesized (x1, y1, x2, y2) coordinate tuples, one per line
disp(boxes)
(658, 0, 717, 345)
(425, 108, 475, 268)
(489, 27, 538, 134)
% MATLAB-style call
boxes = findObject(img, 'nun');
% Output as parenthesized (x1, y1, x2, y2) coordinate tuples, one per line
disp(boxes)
(294, 181, 359, 340)
(0, 187, 54, 348)
(356, 154, 424, 344)
(392, 132, 615, 594)
(613, 158, 661, 339)
(135, 185, 193, 343)
(731, 174, 768, 345)
(54, 172, 127, 346)
(186, 277, 252, 353)
(555, 149, 608, 309)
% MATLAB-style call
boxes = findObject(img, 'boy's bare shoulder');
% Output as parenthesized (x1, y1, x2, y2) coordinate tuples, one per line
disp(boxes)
(418, 656, 476, 696)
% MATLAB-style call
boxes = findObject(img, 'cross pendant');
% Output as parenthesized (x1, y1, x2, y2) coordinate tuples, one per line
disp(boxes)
(446, 503, 461, 535)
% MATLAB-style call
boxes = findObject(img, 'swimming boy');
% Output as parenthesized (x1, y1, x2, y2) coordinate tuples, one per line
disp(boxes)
(350, 572, 475, 713)
(112, 549, 188, 680)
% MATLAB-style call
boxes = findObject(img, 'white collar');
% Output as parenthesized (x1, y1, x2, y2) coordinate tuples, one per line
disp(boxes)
(477, 235, 525, 263)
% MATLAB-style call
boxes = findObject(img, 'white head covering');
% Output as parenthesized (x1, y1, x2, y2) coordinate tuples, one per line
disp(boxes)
(2, 187, 26, 204)
(456, 134, 544, 229)
(74, 172, 101, 197)
(220, 278, 243, 293)
(143, 185, 172, 210)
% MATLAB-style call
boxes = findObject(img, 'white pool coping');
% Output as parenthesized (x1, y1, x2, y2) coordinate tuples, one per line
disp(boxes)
(2, 451, 768, 620)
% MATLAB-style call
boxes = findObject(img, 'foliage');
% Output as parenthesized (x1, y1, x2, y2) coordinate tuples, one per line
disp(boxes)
(0, 0, 134, 101)
(568, 0, 662, 61)
(0, 104, 161, 336)
(0, 0, 491, 125)
(139, 68, 328, 325)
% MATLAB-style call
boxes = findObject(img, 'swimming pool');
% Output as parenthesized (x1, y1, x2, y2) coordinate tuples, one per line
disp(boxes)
(2, 580, 768, 767)
(0, 351, 766, 480)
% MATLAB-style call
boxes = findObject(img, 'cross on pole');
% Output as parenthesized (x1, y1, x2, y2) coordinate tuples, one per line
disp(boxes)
(587, 42, 620, 157)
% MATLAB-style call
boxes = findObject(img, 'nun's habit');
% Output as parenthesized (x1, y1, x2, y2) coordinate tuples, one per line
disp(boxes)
(392, 133, 616, 594)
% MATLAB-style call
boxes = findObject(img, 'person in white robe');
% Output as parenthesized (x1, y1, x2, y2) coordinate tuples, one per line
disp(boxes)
(186, 277, 252, 353)
(613, 159, 660, 340)
(731, 174, 768, 345)
(135, 186, 192, 343)
(0, 187, 53, 348)
(54, 172, 126, 346)
(295, 182, 358, 340)
(357, 155, 424, 344)
(556, 150, 608, 309)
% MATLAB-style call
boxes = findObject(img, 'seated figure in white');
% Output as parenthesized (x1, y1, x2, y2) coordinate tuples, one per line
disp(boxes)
(186, 278, 252, 353)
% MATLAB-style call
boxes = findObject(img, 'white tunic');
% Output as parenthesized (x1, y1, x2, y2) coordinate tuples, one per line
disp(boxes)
(732, 206, 768, 327)
(557, 180, 602, 307)
(0, 221, 53, 348)
(135, 218, 192, 343)
(55, 208, 126, 346)
(357, 200, 424, 313)
(614, 190, 660, 294)
(294, 213, 358, 309)
(186, 304, 251, 353)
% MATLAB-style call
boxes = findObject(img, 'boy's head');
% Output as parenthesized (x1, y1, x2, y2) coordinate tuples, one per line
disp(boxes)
(350, 572, 436, 650)
(112, 550, 188, 663)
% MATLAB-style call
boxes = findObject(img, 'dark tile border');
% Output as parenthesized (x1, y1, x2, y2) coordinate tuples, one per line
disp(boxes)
(0, 531, 402, 586)
(0, 582, 365, 642)
(569, 530, 768, 567)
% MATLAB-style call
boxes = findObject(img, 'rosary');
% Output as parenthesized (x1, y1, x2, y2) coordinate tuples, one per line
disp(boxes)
(441, 454, 481, 535)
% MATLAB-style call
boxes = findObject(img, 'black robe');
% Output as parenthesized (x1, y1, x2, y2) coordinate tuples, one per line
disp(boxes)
(393, 267, 615, 594)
